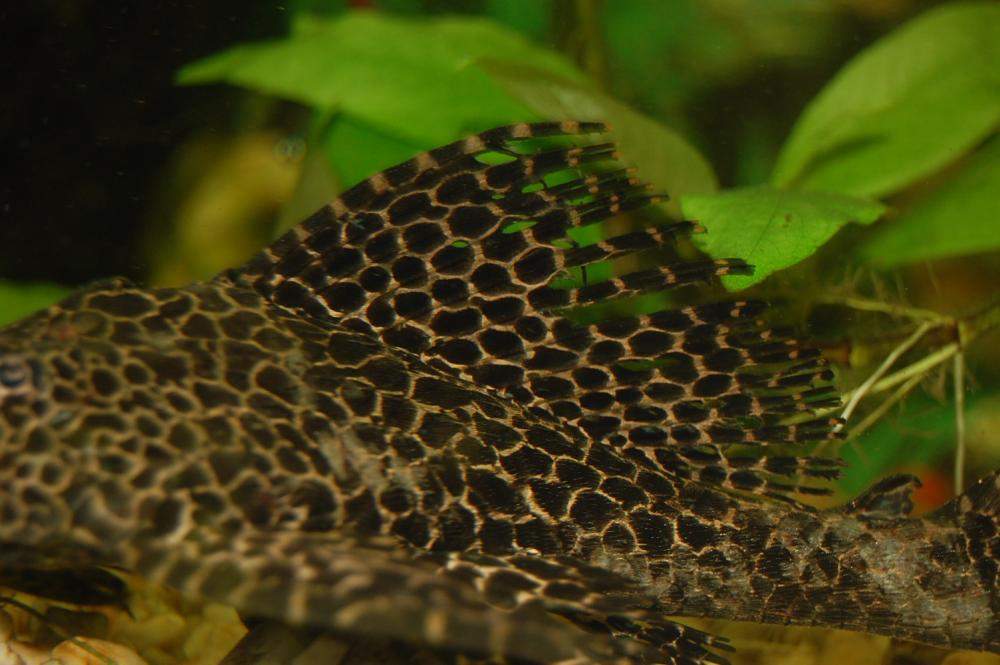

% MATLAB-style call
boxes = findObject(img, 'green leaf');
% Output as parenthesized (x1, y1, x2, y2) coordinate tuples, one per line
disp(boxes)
(773, 1, 1000, 198)
(485, 0, 550, 40)
(0, 281, 71, 326)
(861, 137, 1000, 266)
(178, 12, 582, 145)
(481, 60, 718, 216)
(681, 186, 886, 289)
(321, 115, 427, 190)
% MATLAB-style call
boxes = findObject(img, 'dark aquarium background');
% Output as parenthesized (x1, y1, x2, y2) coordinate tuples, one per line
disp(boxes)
(2, 2, 998, 662)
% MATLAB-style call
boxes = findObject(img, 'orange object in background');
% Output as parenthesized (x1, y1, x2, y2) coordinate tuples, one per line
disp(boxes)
(893, 464, 954, 515)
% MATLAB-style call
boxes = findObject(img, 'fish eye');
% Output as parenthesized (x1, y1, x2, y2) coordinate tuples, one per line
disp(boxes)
(0, 357, 32, 393)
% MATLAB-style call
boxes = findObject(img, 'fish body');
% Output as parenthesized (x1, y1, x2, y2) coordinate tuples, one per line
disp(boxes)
(0, 122, 997, 663)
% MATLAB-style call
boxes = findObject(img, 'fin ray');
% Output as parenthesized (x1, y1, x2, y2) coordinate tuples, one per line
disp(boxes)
(228, 122, 840, 498)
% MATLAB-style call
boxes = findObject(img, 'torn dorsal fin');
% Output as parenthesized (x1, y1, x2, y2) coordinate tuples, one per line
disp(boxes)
(844, 473, 922, 519)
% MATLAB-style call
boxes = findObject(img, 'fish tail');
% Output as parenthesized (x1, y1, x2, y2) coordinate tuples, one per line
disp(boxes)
(936, 470, 1000, 593)
(929, 469, 1000, 650)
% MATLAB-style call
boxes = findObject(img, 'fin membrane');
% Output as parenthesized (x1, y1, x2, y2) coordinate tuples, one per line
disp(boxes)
(228, 121, 840, 500)
(125, 529, 731, 665)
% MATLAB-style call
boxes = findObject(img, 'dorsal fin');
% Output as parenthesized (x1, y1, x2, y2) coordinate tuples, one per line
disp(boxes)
(226, 121, 841, 498)
(844, 473, 922, 519)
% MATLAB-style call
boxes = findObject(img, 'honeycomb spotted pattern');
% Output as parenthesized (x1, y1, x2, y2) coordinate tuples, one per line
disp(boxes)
(234, 121, 842, 498)
(0, 122, 997, 664)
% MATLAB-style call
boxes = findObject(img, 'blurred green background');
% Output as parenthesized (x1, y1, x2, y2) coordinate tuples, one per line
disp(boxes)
(4, 0, 999, 516)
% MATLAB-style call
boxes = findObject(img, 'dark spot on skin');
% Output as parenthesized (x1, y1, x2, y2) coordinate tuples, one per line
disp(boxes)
(436, 174, 479, 204)
(578, 415, 621, 441)
(388, 192, 432, 226)
(569, 491, 616, 530)
(500, 445, 552, 478)
(150, 498, 184, 537)
(133, 351, 187, 384)
(479, 518, 515, 554)
(365, 230, 400, 262)
(218, 311, 264, 339)
(123, 363, 151, 385)
(253, 328, 294, 352)
(556, 459, 601, 489)
(412, 377, 474, 408)
(404, 222, 447, 254)
(456, 436, 497, 466)
(602, 523, 636, 552)
(79, 413, 126, 433)
(379, 486, 413, 514)
(466, 469, 519, 514)
(482, 569, 538, 609)
(391, 513, 430, 547)
(230, 477, 271, 527)
(628, 510, 674, 556)
(25, 428, 54, 454)
(166, 422, 197, 450)
(529, 480, 570, 518)
(759, 545, 794, 579)
(89, 292, 154, 317)
(89, 369, 120, 397)
(276, 446, 309, 474)
(524, 427, 580, 459)
(677, 515, 717, 551)
(255, 365, 297, 403)
(180, 313, 218, 339)
(380, 435, 418, 465)
(599, 477, 647, 510)
(448, 205, 497, 238)
(359, 357, 411, 393)
(193, 382, 240, 408)
(514, 518, 560, 554)
(434, 503, 477, 551)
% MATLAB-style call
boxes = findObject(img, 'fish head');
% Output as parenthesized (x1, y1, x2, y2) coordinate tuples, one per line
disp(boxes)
(0, 280, 158, 453)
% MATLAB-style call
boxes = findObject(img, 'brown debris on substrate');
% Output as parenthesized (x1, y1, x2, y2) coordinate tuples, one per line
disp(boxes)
(0, 572, 245, 665)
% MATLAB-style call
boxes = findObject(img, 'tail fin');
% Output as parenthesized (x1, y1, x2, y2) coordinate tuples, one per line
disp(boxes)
(934, 470, 1000, 601)
(226, 122, 841, 499)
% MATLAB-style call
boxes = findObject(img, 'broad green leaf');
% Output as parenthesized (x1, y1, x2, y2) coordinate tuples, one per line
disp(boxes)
(861, 138, 1000, 266)
(0, 281, 72, 326)
(322, 115, 426, 191)
(773, 1, 1000, 198)
(178, 12, 582, 145)
(481, 60, 718, 216)
(681, 186, 886, 290)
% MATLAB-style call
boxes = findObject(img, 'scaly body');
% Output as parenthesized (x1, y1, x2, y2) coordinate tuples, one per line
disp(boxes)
(1, 122, 997, 663)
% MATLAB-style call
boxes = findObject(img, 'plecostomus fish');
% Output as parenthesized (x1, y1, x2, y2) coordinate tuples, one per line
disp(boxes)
(0, 122, 996, 664)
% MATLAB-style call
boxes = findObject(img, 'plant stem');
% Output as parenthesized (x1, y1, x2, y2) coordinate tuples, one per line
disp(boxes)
(815, 294, 944, 321)
(839, 321, 934, 427)
(953, 351, 966, 492)
(846, 372, 923, 441)
(862, 341, 959, 397)
(553, 0, 609, 89)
